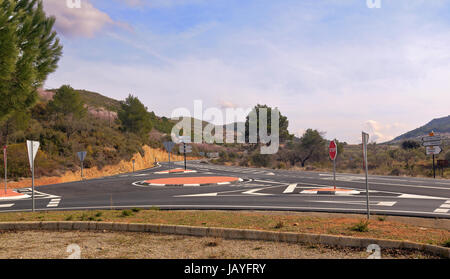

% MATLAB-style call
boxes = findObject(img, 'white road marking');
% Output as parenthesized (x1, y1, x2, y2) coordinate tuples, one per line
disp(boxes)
(0, 204, 14, 208)
(309, 201, 396, 206)
(176, 193, 218, 197)
(434, 200, 450, 213)
(283, 184, 297, 194)
(397, 194, 446, 200)
(252, 179, 286, 185)
(376, 202, 397, 207)
(47, 199, 61, 207)
(434, 208, 449, 213)
(242, 188, 272, 196)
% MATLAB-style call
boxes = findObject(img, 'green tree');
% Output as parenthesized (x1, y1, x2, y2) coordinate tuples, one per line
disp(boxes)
(0, 110, 31, 143)
(0, 0, 62, 121)
(48, 85, 87, 119)
(244, 104, 293, 143)
(288, 129, 327, 167)
(401, 140, 420, 150)
(118, 95, 153, 137)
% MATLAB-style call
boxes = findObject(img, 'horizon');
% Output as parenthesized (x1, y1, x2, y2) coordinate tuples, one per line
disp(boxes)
(42, 0, 450, 144)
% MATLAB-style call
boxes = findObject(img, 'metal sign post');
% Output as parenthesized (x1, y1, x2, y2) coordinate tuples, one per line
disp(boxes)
(27, 140, 40, 212)
(3, 146, 7, 195)
(183, 143, 187, 170)
(77, 151, 87, 179)
(362, 132, 370, 220)
(422, 132, 442, 179)
(163, 141, 175, 170)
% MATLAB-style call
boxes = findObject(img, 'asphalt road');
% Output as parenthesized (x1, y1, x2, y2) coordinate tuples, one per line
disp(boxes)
(1, 161, 449, 219)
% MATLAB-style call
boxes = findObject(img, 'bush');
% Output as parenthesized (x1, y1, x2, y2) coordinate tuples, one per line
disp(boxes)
(250, 152, 272, 167)
(121, 210, 133, 217)
(349, 220, 370, 232)
(401, 140, 420, 150)
(443, 240, 450, 248)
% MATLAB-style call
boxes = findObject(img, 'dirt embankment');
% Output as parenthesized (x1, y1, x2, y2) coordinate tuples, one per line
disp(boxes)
(5, 146, 189, 189)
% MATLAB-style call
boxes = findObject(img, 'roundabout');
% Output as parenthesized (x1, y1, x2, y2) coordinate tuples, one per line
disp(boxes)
(134, 176, 244, 187)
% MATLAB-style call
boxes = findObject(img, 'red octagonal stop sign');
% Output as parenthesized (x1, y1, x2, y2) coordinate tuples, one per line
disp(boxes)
(329, 140, 337, 161)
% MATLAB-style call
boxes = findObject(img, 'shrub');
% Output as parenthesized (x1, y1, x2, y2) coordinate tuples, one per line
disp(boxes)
(350, 220, 370, 232)
(443, 240, 450, 248)
(274, 221, 284, 229)
(121, 210, 133, 217)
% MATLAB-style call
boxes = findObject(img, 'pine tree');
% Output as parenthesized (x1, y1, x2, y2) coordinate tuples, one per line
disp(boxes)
(48, 85, 87, 119)
(0, 0, 63, 121)
(118, 95, 153, 137)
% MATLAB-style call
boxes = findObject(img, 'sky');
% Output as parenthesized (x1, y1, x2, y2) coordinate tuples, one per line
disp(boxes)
(42, 0, 450, 144)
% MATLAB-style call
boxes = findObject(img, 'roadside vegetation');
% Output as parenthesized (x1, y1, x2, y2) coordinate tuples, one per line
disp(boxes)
(206, 105, 450, 178)
(1, 210, 448, 247)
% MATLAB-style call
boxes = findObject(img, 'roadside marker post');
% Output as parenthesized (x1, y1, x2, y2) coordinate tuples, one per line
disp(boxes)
(362, 132, 370, 220)
(27, 140, 40, 212)
(77, 151, 87, 179)
(3, 145, 7, 195)
(329, 140, 338, 190)
(132, 159, 135, 172)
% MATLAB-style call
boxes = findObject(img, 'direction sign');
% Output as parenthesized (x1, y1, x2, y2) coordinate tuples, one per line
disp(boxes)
(26, 140, 40, 169)
(422, 135, 441, 142)
(329, 141, 337, 161)
(422, 140, 441, 147)
(163, 141, 175, 153)
(77, 151, 87, 162)
(426, 146, 442, 155)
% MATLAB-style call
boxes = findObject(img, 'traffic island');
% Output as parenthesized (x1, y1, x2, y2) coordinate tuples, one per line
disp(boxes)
(300, 188, 360, 195)
(154, 168, 197, 174)
(0, 189, 29, 201)
(135, 176, 243, 187)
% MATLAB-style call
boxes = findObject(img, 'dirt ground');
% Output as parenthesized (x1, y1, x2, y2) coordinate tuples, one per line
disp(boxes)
(0, 230, 440, 259)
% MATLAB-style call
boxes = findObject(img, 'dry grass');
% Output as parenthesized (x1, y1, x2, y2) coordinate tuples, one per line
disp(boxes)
(1, 210, 449, 247)
(0, 231, 439, 259)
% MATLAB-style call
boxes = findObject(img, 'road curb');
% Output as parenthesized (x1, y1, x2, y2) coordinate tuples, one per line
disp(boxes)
(0, 221, 448, 258)
(135, 178, 244, 187)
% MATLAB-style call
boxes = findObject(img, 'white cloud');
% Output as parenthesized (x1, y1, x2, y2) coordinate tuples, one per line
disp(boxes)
(42, 0, 127, 37)
(45, 1, 450, 143)
(363, 120, 409, 143)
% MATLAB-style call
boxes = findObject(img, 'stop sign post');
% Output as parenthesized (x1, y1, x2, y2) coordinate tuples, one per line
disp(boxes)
(329, 140, 338, 190)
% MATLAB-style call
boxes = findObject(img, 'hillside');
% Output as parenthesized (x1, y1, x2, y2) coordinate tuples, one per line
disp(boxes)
(391, 115, 450, 142)
(0, 87, 190, 180)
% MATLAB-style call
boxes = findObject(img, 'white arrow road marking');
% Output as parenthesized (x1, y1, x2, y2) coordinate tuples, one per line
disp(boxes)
(283, 184, 297, 194)
(47, 199, 61, 207)
(0, 204, 14, 208)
